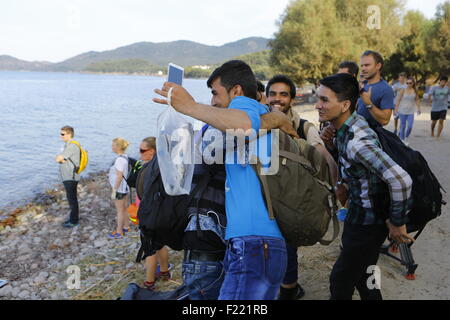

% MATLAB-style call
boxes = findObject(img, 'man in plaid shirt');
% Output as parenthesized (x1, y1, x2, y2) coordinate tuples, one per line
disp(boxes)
(316, 73, 414, 300)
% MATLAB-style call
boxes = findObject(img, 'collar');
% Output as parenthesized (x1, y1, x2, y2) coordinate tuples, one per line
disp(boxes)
(286, 108, 300, 129)
(336, 113, 357, 141)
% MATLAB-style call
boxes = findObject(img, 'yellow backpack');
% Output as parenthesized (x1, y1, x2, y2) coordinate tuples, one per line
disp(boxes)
(70, 140, 88, 174)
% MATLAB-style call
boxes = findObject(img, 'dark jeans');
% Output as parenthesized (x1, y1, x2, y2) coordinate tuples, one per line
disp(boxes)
(283, 244, 299, 285)
(63, 180, 79, 224)
(330, 222, 388, 300)
(219, 236, 287, 300)
(125, 258, 224, 300)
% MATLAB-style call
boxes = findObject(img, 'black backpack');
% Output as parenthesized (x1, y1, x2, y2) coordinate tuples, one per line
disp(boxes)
(368, 119, 446, 229)
(135, 156, 212, 262)
(118, 155, 141, 188)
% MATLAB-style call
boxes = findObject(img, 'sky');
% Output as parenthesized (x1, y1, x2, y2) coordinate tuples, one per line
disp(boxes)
(0, 0, 445, 63)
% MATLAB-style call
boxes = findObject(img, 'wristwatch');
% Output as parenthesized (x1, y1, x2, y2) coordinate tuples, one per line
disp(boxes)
(366, 104, 373, 110)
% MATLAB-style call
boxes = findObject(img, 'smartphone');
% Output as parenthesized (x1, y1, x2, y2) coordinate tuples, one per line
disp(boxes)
(0, 279, 9, 288)
(167, 63, 184, 86)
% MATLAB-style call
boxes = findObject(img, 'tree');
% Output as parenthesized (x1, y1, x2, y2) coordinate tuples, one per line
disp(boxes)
(425, 1, 450, 80)
(384, 11, 433, 85)
(270, 0, 405, 85)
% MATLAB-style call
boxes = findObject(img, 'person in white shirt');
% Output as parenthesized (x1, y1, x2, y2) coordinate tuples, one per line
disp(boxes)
(108, 137, 130, 239)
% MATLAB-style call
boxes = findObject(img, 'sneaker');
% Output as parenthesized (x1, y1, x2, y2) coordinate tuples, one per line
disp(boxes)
(122, 228, 130, 235)
(278, 283, 306, 300)
(108, 232, 124, 239)
(62, 220, 79, 228)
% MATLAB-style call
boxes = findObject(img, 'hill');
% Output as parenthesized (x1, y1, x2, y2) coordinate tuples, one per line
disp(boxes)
(0, 55, 52, 71)
(42, 37, 269, 72)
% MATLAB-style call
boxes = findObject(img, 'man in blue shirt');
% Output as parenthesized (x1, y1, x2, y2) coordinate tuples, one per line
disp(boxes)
(357, 51, 395, 126)
(153, 60, 288, 300)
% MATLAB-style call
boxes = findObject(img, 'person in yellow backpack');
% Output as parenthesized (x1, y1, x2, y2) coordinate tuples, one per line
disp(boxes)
(56, 126, 82, 228)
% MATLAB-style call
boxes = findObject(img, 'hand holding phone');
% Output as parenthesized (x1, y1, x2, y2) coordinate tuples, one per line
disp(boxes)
(167, 63, 184, 86)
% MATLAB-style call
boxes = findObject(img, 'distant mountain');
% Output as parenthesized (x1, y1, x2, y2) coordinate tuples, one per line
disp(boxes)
(41, 37, 269, 72)
(0, 55, 52, 71)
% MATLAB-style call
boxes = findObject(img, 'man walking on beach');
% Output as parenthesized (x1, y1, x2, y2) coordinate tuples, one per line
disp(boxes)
(153, 60, 288, 300)
(357, 51, 395, 126)
(316, 73, 414, 300)
(428, 76, 449, 139)
(55, 126, 81, 228)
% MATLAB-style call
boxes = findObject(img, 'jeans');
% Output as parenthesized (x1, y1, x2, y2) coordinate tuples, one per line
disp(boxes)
(283, 244, 299, 285)
(122, 258, 224, 300)
(399, 113, 414, 140)
(219, 236, 287, 300)
(63, 180, 79, 224)
(330, 222, 388, 300)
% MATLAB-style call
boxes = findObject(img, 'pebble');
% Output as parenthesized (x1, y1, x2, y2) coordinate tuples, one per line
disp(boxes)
(104, 265, 114, 274)
(94, 240, 107, 248)
(0, 285, 13, 297)
(18, 290, 30, 299)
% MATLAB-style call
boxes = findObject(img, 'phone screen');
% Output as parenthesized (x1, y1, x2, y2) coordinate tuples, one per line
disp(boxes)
(167, 63, 184, 86)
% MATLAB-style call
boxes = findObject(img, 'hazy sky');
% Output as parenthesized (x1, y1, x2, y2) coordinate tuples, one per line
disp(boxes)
(0, 0, 445, 63)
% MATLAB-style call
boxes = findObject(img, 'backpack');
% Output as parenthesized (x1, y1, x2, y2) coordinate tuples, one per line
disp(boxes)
(135, 157, 212, 262)
(297, 119, 314, 141)
(368, 120, 446, 229)
(252, 131, 340, 248)
(118, 155, 140, 188)
(69, 141, 88, 174)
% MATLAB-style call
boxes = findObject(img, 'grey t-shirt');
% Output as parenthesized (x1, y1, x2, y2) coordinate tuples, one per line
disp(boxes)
(392, 82, 407, 104)
(59, 141, 81, 182)
(431, 86, 450, 112)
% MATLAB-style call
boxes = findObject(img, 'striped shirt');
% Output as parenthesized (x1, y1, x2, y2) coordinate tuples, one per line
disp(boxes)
(336, 113, 412, 226)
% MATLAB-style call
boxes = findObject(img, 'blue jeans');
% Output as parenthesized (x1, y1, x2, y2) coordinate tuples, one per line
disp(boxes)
(399, 113, 414, 140)
(180, 260, 225, 300)
(283, 244, 299, 285)
(122, 259, 224, 300)
(219, 236, 287, 300)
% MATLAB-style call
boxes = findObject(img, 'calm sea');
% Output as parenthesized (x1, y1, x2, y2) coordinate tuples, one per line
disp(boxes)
(0, 71, 211, 210)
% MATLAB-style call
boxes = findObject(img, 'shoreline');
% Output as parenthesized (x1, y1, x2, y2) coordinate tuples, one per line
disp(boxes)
(1, 106, 449, 300)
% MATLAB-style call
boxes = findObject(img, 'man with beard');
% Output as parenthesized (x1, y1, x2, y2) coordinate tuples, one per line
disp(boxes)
(260, 75, 337, 300)
(357, 51, 395, 126)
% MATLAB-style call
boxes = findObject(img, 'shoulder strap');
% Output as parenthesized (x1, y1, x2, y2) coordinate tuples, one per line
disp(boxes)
(297, 119, 313, 141)
(256, 160, 275, 220)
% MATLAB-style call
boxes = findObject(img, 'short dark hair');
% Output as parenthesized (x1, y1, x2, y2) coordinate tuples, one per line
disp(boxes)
(399, 72, 407, 77)
(61, 126, 74, 137)
(319, 73, 360, 113)
(338, 61, 359, 77)
(207, 60, 257, 100)
(266, 75, 297, 99)
(440, 76, 448, 82)
(256, 80, 265, 93)
(362, 50, 384, 70)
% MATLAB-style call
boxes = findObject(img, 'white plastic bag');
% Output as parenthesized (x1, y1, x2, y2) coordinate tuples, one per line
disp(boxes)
(156, 100, 195, 196)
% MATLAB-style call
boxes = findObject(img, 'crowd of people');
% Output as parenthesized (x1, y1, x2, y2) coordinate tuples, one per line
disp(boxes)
(54, 49, 448, 300)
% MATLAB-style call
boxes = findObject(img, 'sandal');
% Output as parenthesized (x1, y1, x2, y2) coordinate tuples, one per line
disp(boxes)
(143, 281, 156, 291)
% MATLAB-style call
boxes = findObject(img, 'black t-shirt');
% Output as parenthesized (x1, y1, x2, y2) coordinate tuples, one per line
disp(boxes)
(182, 230, 226, 252)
